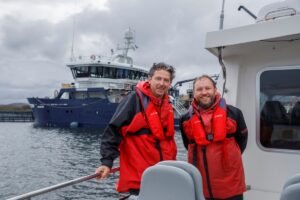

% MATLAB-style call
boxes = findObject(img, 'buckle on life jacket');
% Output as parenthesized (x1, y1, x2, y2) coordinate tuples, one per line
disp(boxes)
(206, 133, 214, 141)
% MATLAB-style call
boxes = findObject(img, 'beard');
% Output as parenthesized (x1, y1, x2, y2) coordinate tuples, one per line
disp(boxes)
(198, 96, 215, 109)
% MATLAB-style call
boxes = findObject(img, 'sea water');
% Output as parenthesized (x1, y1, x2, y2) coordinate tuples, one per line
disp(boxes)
(0, 123, 187, 199)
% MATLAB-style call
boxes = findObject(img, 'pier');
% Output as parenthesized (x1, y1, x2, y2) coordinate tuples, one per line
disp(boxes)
(0, 111, 34, 122)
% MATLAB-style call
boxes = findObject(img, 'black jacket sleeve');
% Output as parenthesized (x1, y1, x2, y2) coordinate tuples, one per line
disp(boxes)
(180, 112, 191, 150)
(228, 105, 248, 154)
(100, 92, 139, 168)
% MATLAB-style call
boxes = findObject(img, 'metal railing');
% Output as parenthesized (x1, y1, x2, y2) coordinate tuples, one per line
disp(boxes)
(173, 100, 188, 116)
(7, 167, 120, 200)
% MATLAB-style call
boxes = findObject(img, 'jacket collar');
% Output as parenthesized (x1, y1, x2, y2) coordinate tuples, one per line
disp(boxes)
(136, 81, 169, 106)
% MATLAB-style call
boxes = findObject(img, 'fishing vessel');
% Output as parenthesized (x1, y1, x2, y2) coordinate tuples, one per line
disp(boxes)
(28, 29, 149, 128)
(11, 0, 300, 199)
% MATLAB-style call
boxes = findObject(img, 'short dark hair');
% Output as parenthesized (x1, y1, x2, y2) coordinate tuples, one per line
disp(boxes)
(193, 75, 216, 91)
(149, 62, 175, 81)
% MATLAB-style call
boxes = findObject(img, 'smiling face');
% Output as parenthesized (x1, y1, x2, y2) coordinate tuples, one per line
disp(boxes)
(194, 77, 217, 109)
(149, 69, 172, 99)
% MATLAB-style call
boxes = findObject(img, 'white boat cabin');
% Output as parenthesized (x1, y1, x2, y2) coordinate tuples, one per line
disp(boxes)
(205, 0, 300, 199)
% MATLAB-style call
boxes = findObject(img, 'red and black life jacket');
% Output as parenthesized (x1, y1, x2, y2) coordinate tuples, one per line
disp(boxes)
(116, 81, 177, 192)
(189, 98, 227, 145)
(182, 97, 246, 199)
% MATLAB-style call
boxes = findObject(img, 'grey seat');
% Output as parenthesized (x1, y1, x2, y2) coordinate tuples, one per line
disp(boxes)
(138, 165, 196, 200)
(158, 160, 205, 200)
(261, 101, 289, 125)
(280, 183, 300, 200)
(291, 102, 300, 125)
(282, 174, 300, 190)
(280, 174, 300, 200)
(138, 161, 205, 200)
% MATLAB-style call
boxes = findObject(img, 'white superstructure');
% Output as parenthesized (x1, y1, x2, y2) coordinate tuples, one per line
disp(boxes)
(66, 28, 148, 90)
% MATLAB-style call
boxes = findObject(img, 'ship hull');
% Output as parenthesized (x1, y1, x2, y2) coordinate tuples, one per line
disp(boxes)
(28, 97, 180, 129)
(27, 97, 118, 128)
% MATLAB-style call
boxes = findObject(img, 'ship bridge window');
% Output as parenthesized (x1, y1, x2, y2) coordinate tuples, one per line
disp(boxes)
(88, 66, 105, 78)
(74, 91, 88, 99)
(259, 68, 300, 151)
(88, 91, 106, 99)
(116, 69, 122, 78)
(60, 92, 70, 99)
(103, 67, 112, 78)
(90, 66, 97, 77)
(73, 66, 89, 78)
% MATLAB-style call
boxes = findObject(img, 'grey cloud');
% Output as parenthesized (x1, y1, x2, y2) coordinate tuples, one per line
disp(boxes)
(1, 15, 71, 61)
(0, 0, 276, 104)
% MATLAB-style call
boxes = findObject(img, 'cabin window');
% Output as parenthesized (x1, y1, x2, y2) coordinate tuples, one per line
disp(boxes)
(110, 68, 116, 78)
(74, 91, 88, 99)
(98, 66, 104, 77)
(103, 67, 110, 78)
(88, 91, 106, 99)
(259, 68, 300, 150)
(60, 92, 70, 99)
(90, 66, 97, 77)
(116, 69, 123, 78)
(124, 69, 129, 79)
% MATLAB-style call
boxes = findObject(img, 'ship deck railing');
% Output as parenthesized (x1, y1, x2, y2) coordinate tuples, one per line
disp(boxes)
(173, 100, 188, 116)
(6, 168, 120, 200)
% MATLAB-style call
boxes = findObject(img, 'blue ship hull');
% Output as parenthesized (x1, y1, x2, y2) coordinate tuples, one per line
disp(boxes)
(28, 87, 180, 129)
(28, 97, 118, 128)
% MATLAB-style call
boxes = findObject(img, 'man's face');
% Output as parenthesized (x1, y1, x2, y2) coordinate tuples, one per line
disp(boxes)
(149, 69, 172, 99)
(194, 78, 217, 108)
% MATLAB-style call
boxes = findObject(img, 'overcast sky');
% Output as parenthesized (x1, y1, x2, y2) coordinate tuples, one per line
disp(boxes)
(0, 0, 276, 104)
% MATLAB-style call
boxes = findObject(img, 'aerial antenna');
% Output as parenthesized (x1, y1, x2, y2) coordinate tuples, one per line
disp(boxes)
(219, 0, 225, 30)
(218, 0, 227, 97)
(70, 16, 76, 61)
(70, 0, 79, 61)
(117, 27, 137, 57)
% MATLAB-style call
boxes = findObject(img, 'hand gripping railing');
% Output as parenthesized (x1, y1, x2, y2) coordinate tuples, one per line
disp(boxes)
(7, 167, 120, 200)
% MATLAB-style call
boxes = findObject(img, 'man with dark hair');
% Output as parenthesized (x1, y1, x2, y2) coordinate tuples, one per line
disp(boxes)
(95, 62, 177, 197)
(180, 75, 248, 200)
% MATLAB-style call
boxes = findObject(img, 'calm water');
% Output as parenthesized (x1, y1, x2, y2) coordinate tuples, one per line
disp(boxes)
(0, 123, 187, 200)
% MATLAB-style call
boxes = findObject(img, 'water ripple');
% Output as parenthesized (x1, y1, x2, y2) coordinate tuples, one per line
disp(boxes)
(0, 123, 187, 199)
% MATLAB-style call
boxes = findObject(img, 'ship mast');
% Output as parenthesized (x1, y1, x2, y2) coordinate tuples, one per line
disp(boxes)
(117, 28, 138, 57)
(114, 28, 138, 64)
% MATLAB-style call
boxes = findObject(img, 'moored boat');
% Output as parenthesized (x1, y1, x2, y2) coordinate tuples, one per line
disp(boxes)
(28, 29, 154, 128)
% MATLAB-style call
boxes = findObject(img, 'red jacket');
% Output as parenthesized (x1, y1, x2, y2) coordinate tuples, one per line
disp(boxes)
(180, 94, 247, 199)
(101, 81, 177, 192)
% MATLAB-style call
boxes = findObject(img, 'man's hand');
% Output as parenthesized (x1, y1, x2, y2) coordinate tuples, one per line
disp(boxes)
(95, 165, 111, 180)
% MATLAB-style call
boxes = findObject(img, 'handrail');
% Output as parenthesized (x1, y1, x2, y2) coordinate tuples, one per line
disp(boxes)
(7, 167, 120, 200)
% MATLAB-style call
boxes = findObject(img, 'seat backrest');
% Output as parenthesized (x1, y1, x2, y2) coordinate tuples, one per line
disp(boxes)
(282, 174, 300, 190)
(291, 101, 300, 125)
(261, 101, 288, 125)
(138, 165, 196, 200)
(280, 174, 300, 200)
(158, 160, 205, 200)
(280, 183, 300, 200)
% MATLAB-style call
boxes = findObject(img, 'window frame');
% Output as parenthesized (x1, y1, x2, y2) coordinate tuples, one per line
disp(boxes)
(256, 66, 300, 154)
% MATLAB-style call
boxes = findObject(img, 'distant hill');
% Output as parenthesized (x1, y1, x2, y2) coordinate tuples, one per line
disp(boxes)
(0, 103, 32, 112)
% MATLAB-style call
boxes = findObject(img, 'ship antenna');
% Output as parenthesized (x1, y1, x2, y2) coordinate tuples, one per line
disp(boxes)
(70, 0, 79, 61)
(118, 27, 137, 57)
(219, 0, 225, 30)
(70, 16, 76, 61)
(218, 0, 227, 97)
